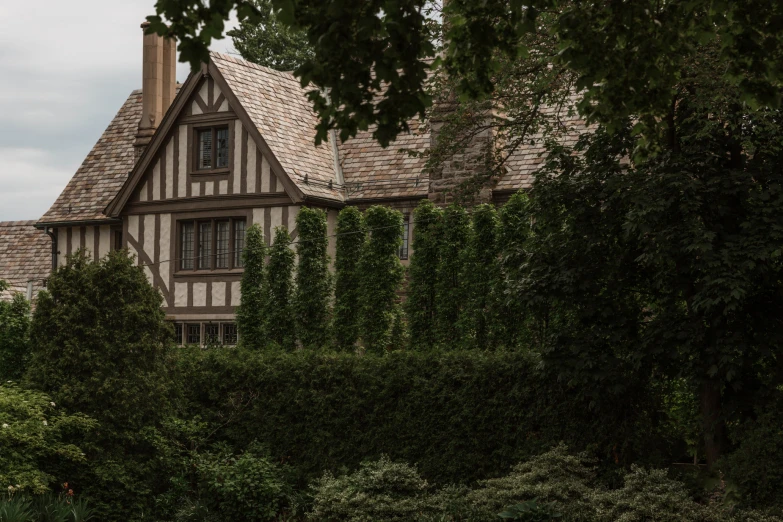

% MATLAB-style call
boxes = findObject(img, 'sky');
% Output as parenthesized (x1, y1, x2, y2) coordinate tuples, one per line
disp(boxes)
(0, 1, 237, 221)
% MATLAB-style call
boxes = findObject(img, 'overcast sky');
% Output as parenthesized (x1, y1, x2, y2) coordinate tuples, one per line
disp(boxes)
(0, 1, 237, 221)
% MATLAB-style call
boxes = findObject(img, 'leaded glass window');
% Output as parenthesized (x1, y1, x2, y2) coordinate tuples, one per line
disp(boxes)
(234, 220, 246, 268)
(196, 126, 229, 170)
(198, 129, 212, 169)
(186, 324, 201, 345)
(398, 214, 410, 260)
(204, 324, 220, 346)
(216, 221, 230, 269)
(181, 222, 195, 270)
(223, 323, 238, 345)
(216, 128, 229, 168)
(198, 222, 212, 270)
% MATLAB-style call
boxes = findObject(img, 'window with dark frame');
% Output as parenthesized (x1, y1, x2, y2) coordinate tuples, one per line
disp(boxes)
(174, 323, 183, 345)
(179, 218, 247, 272)
(204, 324, 220, 345)
(197, 126, 230, 170)
(223, 323, 238, 345)
(112, 229, 123, 251)
(186, 324, 201, 345)
(398, 214, 410, 260)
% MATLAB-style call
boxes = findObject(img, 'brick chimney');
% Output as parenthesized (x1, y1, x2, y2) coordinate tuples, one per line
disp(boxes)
(135, 22, 177, 157)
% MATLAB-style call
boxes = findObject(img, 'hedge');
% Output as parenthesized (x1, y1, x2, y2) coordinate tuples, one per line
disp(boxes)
(177, 347, 676, 487)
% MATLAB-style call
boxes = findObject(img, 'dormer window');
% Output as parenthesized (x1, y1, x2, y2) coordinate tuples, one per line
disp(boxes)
(197, 126, 229, 170)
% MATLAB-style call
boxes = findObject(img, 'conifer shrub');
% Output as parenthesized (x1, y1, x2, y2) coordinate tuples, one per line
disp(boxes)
(294, 207, 332, 348)
(405, 201, 443, 350)
(435, 205, 470, 347)
(265, 227, 296, 350)
(237, 224, 267, 349)
(333, 207, 366, 350)
(0, 284, 31, 382)
(358, 206, 404, 353)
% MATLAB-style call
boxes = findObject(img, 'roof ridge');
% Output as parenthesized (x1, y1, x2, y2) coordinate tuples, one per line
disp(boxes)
(0, 220, 38, 227)
(209, 51, 298, 83)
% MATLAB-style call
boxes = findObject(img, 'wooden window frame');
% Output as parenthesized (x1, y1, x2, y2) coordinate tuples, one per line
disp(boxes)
(177, 217, 247, 273)
(398, 214, 410, 260)
(193, 124, 231, 175)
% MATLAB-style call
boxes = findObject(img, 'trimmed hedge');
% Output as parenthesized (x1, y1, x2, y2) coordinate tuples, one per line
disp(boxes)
(177, 348, 676, 487)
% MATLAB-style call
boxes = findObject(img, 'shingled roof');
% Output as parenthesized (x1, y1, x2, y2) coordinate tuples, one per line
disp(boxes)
(38, 91, 142, 225)
(211, 53, 343, 201)
(0, 221, 51, 301)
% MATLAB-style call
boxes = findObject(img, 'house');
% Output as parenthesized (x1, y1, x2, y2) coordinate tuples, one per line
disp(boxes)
(0, 23, 579, 344)
(0, 221, 51, 302)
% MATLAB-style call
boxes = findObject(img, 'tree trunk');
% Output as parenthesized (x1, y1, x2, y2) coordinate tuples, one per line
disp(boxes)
(701, 378, 725, 468)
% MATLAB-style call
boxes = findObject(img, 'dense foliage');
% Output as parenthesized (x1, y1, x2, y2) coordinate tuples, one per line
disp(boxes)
(333, 206, 365, 350)
(177, 347, 672, 488)
(237, 224, 267, 349)
(294, 207, 331, 349)
(24, 250, 175, 519)
(228, 0, 313, 71)
(434, 205, 470, 347)
(0, 384, 94, 494)
(357, 206, 404, 353)
(0, 284, 30, 382)
(264, 227, 296, 350)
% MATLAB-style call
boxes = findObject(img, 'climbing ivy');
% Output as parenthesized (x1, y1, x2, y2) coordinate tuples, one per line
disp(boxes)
(333, 207, 366, 350)
(404, 200, 443, 350)
(264, 227, 296, 350)
(237, 224, 267, 349)
(358, 206, 404, 353)
(294, 207, 331, 348)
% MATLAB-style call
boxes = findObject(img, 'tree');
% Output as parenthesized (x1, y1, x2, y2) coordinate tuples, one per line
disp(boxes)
(228, 0, 313, 71)
(461, 204, 503, 349)
(405, 200, 442, 350)
(24, 249, 174, 516)
(265, 227, 296, 350)
(333, 206, 366, 350)
(358, 206, 404, 353)
(435, 204, 469, 347)
(0, 282, 31, 381)
(151, 0, 783, 149)
(237, 224, 267, 349)
(294, 207, 331, 348)
(518, 52, 783, 466)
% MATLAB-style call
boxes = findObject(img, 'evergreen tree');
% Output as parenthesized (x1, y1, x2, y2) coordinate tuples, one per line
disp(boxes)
(358, 206, 404, 353)
(405, 200, 443, 350)
(499, 192, 533, 348)
(294, 207, 331, 348)
(265, 227, 296, 350)
(236, 224, 267, 349)
(0, 282, 31, 381)
(333, 206, 366, 350)
(461, 204, 504, 349)
(435, 205, 470, 347)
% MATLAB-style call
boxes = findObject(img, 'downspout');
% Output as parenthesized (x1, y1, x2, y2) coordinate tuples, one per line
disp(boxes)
(45, 226, 57, 270)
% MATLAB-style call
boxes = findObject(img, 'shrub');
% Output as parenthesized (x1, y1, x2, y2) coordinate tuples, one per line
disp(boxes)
(194, 443, 289, 522)
(0, 385, 94, 495)
(309, 456, 432, 521)
(358, 206, 404, 353)
(435, 205, 470, 347)
(0, 284, 31, 382)
(265, 227, 296, 350)
(295, 207, 332, 348)
(237, 224, 267, 349)
(333, 207, 366, 350)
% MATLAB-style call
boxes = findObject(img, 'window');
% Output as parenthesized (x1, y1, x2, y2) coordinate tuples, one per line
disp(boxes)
(197, 126, 230, 170)
(216, 221, 230, 269)
(186, 324, 201, 345)
(179, 218, 246, 272)
(398, 214, 410, 260)
(198, 222, 212, 270)
(223, 323, 238, 345)
(234, 220, 246, 268)
(174, 323, 183, 345)
(112, 229, 123, 251)
(204, 324, 220, 345)
(181, 222, 195, 270)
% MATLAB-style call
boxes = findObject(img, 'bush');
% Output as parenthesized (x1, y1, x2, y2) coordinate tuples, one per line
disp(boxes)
(310, 456, 431, 521)
(0, 384, 94, 494)
(0, 284, 31, 382)
(176, 347, 675, 489)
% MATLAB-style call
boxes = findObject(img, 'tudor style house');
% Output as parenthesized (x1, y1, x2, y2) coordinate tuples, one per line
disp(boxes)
(0, 23, 579, 344)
